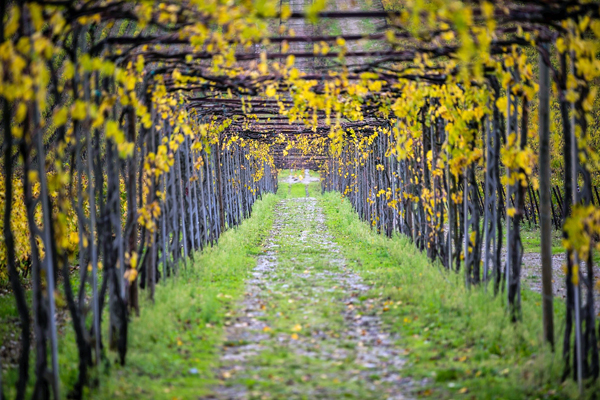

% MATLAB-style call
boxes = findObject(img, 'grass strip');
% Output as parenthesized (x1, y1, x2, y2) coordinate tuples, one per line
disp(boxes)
(319, 191, 599, 399)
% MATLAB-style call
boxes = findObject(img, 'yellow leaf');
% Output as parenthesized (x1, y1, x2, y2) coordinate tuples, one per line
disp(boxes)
(125, 75, 136, 91)
(15, 103, 27, 123)
(53, 107, 68, 127)
(69, 232, 79, 245)
(306, 0, 326, 23)
(136, 55, 145, 74)
(265, 85, 276, 97)
(280, 4, 291, 19)
(481, 2, 493, 19)
(106, 120, 125, 143)
(291, 324, 302, 332)
(130, 251, 138, 269)
(556, 37, 567, 53)
(291, 333, 299, 340)
(495, 96, 507, 116)
(124, 268, 138, 283)
(71, 100, 87, 121)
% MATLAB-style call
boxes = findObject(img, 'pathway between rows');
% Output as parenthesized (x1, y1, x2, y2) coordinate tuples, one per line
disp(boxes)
(204, 188, 413, 399)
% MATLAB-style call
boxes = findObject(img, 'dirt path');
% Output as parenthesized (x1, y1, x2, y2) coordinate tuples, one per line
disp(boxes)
(203, 194, 413, 399)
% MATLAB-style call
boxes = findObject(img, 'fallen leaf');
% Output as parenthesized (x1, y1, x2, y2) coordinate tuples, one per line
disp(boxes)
(291, 333, 299, 340)
(458, 387, 468, 394)
(292, 324, 302, 332)
(263, 326, 272, 332)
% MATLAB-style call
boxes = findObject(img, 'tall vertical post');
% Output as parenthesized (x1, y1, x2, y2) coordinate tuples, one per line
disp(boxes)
(505, 84, 512, 305)
(34, 95, 60, 400)
(538, 43, 554, 348)
(569, 48, 583, 396)
(216, 138, 226, 230)
(84, 81, 101, 367)
(463, 167, 469, 288)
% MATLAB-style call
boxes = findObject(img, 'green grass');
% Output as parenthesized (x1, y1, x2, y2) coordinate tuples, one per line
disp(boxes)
(0, 288, 22, 329)
(319, 191, 599, 399)
(520, 225, 564, 255)
(290, 182, 307, 198)
(277, 169, 291, 179)
(0, 287, 26, 360)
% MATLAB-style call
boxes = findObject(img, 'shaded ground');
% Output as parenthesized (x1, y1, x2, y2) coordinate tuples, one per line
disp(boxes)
(204, 193, 413, 399)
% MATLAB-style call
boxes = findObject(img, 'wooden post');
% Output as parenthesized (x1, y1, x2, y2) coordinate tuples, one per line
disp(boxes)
(538, 43, 554, 348)
(569, 50, 583, 396)
(505, 84, 511, 303)
(215, 138, 226, 230)
(463, 167, 469, 288)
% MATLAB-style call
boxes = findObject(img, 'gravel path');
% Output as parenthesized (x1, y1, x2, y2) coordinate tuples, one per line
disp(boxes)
(521, 252, 600, 315)
(203, 195, 412, 399)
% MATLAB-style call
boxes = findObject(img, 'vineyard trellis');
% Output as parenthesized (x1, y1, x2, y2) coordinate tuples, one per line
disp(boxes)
(2, 0, 600, 398)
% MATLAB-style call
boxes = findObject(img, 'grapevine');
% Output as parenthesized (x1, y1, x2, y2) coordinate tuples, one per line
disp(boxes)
(1, 0, 600, 397)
